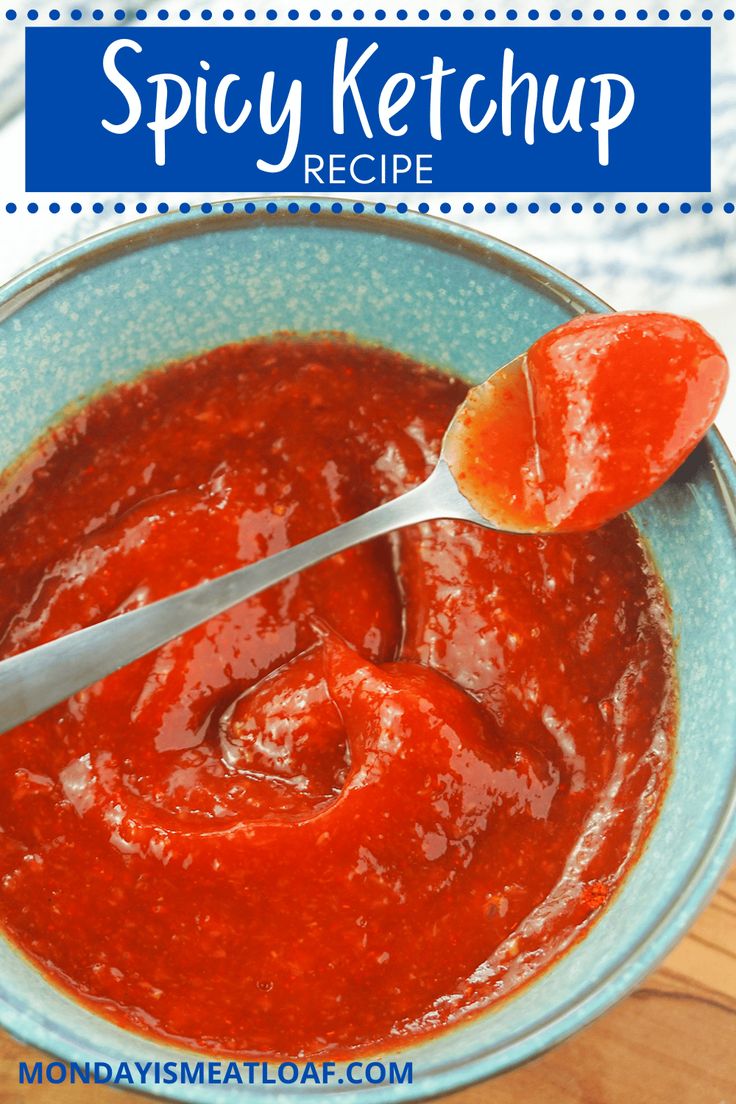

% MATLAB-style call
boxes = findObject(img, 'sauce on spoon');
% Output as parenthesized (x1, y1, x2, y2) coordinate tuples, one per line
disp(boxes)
(444, 311, 729, 532)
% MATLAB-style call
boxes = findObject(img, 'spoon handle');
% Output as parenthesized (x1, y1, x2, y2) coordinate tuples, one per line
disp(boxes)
(0, 465, 467, 735)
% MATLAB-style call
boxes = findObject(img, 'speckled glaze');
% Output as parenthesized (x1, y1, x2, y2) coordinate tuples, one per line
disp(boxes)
(0, 201, 734, 1103)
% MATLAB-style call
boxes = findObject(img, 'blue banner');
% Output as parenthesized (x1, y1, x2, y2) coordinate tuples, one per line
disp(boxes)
(25, 27, 710, 192)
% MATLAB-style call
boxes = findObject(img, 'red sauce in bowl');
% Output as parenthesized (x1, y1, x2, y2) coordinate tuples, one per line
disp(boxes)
(0, 336, 674, 1057)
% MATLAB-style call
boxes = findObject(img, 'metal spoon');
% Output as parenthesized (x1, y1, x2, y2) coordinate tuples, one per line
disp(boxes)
(0, 359, 525, 735)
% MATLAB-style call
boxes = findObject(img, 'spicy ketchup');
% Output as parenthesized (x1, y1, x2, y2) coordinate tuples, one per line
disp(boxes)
(444, 311, 728, 532)
(0, 337, 674, 1057)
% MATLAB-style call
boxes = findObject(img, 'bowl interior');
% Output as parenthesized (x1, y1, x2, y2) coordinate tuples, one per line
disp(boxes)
(0, 207, 735, 1103)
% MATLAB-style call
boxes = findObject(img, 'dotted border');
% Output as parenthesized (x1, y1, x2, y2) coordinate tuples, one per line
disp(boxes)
(5, 5, 735, 19)
(3, 200, 734, 215)
(8, 9, 725, 210)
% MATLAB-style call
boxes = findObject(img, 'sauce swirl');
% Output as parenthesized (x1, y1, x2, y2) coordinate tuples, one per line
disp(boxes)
(0, 337, 674, 1056)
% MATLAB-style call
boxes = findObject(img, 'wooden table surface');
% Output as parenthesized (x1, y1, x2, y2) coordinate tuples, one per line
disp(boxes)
(0, 865, 733, 1104)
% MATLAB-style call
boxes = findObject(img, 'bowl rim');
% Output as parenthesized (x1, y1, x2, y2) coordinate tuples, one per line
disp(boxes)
(0, 196, 735, 1104)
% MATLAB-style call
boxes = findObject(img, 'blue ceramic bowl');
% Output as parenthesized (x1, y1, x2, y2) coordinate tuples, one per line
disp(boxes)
(0, 200, 734, 1103)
